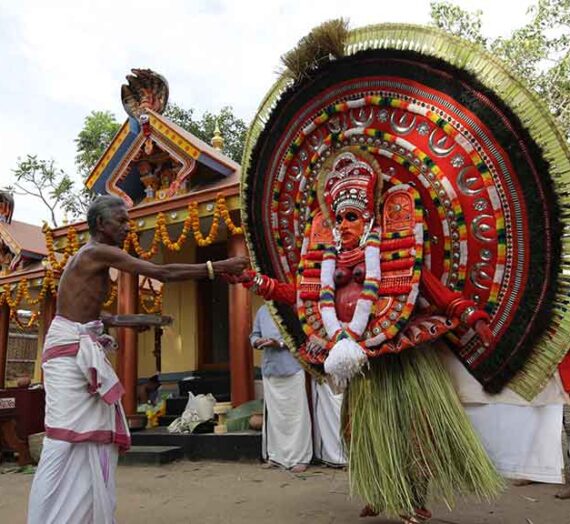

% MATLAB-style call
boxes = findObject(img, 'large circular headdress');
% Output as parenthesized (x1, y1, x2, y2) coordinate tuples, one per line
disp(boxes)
(241, 22, 570, 399)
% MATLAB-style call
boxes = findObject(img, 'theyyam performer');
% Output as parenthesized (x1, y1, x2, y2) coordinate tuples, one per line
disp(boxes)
(231, 20, 570, 522)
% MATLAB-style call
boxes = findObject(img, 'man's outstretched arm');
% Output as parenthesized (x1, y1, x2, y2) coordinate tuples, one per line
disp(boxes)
(93, 243, 248, 282)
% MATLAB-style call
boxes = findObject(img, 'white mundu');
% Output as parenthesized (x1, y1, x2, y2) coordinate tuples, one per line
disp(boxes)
(263, 370, 313, 468)
(312, 377, 347, 466)
(28, 316, 129, 524)
(440, 346, 568, 484)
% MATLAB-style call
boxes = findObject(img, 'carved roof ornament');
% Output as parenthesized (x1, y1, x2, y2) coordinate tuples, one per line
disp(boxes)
(121, 69, 169, 119)
(211, 119, 224, 151)
(0, 191, 14, 224)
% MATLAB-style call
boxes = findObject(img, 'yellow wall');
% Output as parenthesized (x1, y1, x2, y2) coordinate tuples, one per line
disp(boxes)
(136, 242, 270, 378)
(137, 242, 199, 378)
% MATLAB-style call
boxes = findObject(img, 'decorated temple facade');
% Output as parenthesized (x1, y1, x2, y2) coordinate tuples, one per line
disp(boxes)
(0, 195, 48, 387)
(0, 70, 258, 415)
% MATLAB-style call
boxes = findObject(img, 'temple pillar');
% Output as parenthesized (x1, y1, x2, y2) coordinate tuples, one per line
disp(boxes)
(117, 271, 138, 415)
(228, 234, 254, 406)
(35, 292, 57, 383)
(0, 303, 9, 388)
(42, 293, 57, 341)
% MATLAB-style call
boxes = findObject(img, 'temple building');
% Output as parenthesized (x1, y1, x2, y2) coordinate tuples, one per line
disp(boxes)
(0, 69, 260, 423)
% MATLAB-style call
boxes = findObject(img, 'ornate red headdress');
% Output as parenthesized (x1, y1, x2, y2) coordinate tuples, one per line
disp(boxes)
(323, 151, 378, 221)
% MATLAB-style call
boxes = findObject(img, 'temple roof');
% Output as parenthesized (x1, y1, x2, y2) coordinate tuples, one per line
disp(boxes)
(84, 109, 239, 205)
(0, 220, 47, 259)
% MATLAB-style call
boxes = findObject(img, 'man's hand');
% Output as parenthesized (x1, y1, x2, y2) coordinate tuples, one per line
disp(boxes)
(254, 338, 280, 349)
(214, 256, 249, 276)
(474, 319, 493, 348)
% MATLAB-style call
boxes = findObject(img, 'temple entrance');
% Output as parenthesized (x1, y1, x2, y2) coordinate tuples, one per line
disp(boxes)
(196, 243, 230, 371)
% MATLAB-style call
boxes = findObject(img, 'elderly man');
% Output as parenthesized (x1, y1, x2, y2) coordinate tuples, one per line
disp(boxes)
(251, 304, 312, 473)
(27, 195, 247, 524)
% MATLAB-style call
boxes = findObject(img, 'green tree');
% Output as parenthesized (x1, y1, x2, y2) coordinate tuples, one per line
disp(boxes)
(75, 111, 121, 177)
(9, 155, 75, 227)
(163, 102, 202, 137)
(163, 102, 248, 163)
(200, 106, 248, 164)
(430, 0, 570, 137)
(429, 1, 487, 46)
(65, 110, 121, 219)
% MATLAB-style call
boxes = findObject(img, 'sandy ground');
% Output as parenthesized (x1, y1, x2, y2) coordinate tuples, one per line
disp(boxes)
(1, 460, 569, 524)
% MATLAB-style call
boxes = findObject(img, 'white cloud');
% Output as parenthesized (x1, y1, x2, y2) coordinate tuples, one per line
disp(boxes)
(0, 0, 535, 225)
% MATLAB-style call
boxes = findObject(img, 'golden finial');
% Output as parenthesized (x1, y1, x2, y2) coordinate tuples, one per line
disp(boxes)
(211, 119, 224, 151)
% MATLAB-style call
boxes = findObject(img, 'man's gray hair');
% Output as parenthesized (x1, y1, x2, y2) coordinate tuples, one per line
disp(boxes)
(87, 195, 126, 235)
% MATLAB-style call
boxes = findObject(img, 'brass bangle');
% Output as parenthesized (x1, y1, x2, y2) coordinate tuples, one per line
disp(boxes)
(206, 260, 215, 280)
(460, 306, 477, 325)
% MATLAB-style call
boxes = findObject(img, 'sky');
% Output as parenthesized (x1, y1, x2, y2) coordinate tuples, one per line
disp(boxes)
(0, 0, 537, 226)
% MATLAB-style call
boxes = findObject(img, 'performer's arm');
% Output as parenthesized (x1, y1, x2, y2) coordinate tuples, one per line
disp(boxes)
(93, 243, 248, 282)
(420, 267, 492, 345)
(228, 270, 296, 306)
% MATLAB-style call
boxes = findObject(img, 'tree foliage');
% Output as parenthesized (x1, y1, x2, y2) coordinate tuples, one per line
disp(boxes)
(429, 1, 487, 46)
(9, 155, 75, 227)
(163, 103, 248, 163)
(75, 110, 121, 177)
(430, 0, 570, 137)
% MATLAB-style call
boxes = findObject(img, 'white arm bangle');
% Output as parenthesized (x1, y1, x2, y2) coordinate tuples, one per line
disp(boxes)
(206, 260, 215, 280)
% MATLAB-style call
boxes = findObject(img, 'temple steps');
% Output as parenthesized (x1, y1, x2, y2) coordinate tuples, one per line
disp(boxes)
(119, 445, 184, 466)
(130, 427, 261, 461)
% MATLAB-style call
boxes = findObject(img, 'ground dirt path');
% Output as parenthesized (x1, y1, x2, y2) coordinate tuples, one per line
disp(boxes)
(1, 461, 568, 523)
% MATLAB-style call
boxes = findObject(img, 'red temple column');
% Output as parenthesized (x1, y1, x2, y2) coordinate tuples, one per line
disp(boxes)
(228, 234, 254, 406)
(0, 302, 9, 388)
(117, 271, 138, 415)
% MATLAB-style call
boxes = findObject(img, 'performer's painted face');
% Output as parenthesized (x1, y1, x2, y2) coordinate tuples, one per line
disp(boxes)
(335, 209, 365, 250)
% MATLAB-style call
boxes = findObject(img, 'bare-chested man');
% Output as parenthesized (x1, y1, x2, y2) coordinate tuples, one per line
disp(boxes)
(28, 195, 248, 524)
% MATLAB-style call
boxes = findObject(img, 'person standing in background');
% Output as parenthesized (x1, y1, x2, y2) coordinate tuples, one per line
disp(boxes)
(250, 304, 312, 473)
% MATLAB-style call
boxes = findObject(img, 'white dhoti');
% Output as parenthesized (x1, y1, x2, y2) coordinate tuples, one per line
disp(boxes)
(28, 316, 129, 524)
(464, 403, 564, 483)
(28, 438, 118, 524)
(312, 378, 346, 466)
(440, 347, 568, 484)
(262, 370, 312, 468)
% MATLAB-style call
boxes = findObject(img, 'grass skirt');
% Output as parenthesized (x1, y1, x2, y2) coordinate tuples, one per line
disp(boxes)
(343, 346, 504, 517)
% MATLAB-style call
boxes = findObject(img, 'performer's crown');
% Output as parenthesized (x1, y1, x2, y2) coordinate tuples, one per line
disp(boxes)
(324, 151, 377, 219)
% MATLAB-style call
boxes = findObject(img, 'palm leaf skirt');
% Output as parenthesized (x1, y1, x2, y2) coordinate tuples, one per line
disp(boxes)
(343, 346, 504, 516)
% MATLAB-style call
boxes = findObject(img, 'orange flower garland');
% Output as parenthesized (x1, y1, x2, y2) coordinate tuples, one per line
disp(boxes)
(123, 224, 161, 260)
(218, 194, 243, 235)
(1, 193, 242, 325)
(140, 277, 163, 314)
(42, 224, 79, 271)
(103, 283, 118, 308)
(11, 308, 39, 329)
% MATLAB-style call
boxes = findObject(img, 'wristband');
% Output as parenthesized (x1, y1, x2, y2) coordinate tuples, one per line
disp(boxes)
(206, 260, 215, 281)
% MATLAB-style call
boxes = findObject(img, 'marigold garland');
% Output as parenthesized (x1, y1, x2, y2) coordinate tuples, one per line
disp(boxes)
(11, 308, 39, 329)
(103, 283, 118, 308)
(121, 194, 241, 256)
(42, 223, 79, 271)
(1, 194, 240, 323)
(140, 277, 163, 314)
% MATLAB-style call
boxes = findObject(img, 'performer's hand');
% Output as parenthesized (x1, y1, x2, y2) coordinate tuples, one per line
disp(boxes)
(214, 256, 249, 276)
(475, 319, 493, 347)
(221, 269, 255, 285)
